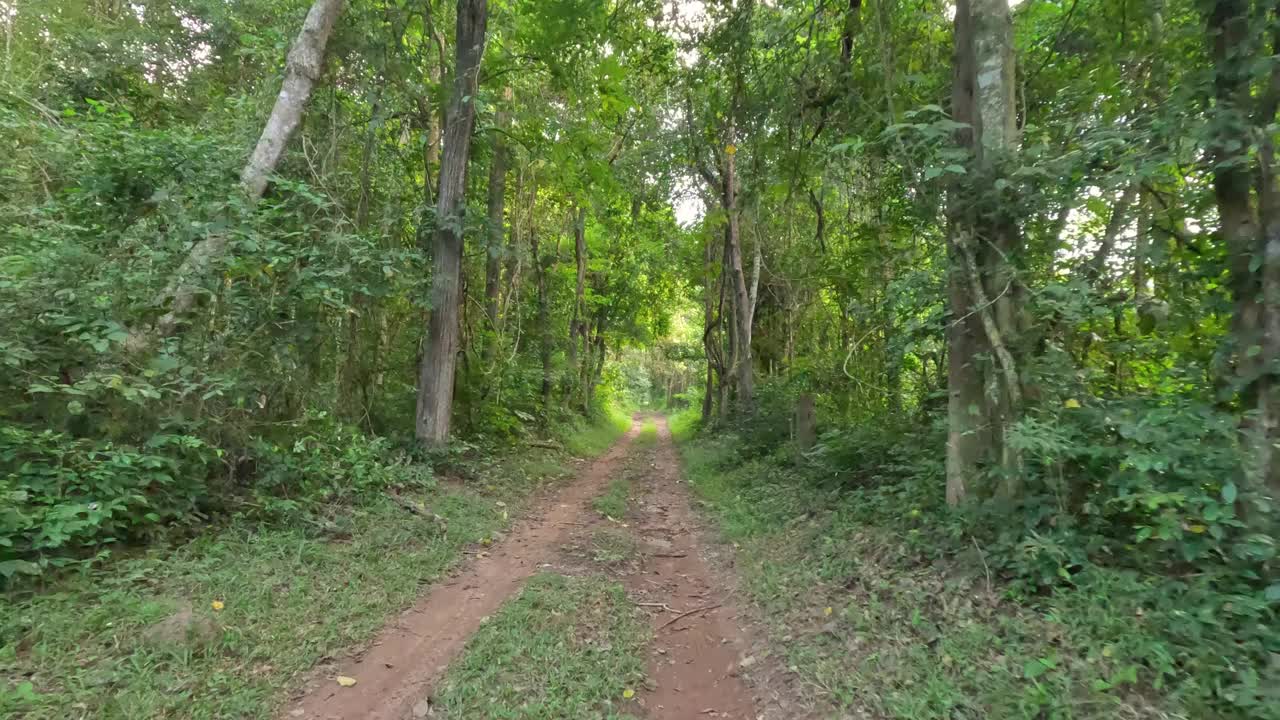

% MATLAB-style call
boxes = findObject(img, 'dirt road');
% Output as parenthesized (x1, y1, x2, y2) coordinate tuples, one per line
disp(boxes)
(284, 417, 791, 720)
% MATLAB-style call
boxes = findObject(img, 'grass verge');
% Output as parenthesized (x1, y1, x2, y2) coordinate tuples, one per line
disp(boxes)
(431, 573, 648, 719)
(0, 419, 624, 719)
(563, 405, 632, 458)
(673, 431, 1184, 720)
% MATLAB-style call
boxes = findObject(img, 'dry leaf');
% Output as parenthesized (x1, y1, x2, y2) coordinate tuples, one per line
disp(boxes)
(211, 600, 225, 611)
(336, 676, 358, 687)
(623, 688, 635, 699)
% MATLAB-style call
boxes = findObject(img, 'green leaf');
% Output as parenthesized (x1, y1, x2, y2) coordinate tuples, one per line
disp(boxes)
(1265, 583, 1280, 602)
(1221, 482, 1237, 504)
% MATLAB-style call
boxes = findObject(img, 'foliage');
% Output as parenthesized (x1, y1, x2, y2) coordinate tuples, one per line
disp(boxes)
(0, 0, 682, 580)
(677, 426, 1280, 718)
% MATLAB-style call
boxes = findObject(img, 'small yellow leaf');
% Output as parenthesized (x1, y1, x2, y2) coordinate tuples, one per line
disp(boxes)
(725, 144, 737, 155)
(1064, 398, 1081, 409)
(622, 688, 635, 699)
(1187, 524, 1207, 534)
(211, 600, 225, 611)
(336, 676, 358, 687)
(823, 606, 833, 616)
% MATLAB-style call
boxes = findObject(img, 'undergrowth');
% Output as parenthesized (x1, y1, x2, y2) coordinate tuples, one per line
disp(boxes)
(0, 414, 628, 718)
(670, 406, 1279, 719)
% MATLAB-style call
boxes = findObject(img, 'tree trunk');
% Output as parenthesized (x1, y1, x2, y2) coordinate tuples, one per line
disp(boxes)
(136, 0, 344, 345)
(1206, 0, 1280, 495)
(415, 0, 489, 445)
(724, 120, 754, 411)
(567, 206, 587, 404)
(483, 85, 512, 363)
(702, 232, 717, 422)
(533, 227, 554, 414)
(946, 0, 1020, 505)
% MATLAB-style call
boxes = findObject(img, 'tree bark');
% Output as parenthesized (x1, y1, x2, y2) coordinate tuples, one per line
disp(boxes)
(1206, 0, 1280, 495)
(483, 86, 512, 363)
(946, 0, 1020, 505)
(533, 227, 554, 414)
(567, 206, 588, 404)
(702, 231, 717, 422)
(415, 0, 489, 445)
(723, 119, 755, 411)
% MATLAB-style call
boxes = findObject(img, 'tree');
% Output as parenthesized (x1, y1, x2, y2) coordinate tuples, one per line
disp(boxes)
(415, 0, 489, 445)
(144, 0, 347, 343)
(945, 0, 1021, 505)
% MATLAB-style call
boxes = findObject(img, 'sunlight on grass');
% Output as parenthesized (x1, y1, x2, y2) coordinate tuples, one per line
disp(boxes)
(563, 405, 632, 458)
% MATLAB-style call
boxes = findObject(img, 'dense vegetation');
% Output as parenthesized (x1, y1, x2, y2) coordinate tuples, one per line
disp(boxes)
(2, 0, 1279, 717)
(1, 0, 680, 578)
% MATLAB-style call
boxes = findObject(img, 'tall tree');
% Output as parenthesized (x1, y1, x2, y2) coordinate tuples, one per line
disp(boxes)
(945, 0, 1021, 504)
(1206, 0, 1280, 496)
(415, 0, 489, 445)
(483, 85, 513, 363)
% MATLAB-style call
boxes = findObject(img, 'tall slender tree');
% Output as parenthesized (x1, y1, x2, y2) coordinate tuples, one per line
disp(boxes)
(415, 0, 489, 445)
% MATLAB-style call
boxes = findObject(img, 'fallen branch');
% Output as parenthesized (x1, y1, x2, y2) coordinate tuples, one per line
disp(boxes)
(659, 603, 722, 629)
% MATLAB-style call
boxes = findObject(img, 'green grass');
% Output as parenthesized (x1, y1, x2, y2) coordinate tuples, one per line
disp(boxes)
(591, 478, 630, 520)
(0, 446, 582, 719)
(563, 405, 632, 457)
(432, 573, 648, 719)
(674, 435, 1179, 720)
(589, 528, 638, 566)
(634, 418, 657, 446)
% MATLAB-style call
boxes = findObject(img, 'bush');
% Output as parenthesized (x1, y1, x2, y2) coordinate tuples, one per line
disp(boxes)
(0, 425, 214, 579)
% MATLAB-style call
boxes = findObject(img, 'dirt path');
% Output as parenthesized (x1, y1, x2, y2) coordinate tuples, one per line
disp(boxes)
(617, 417, 761, 719)
(285, 417, 790, 720)
(283, 424, 639, 720)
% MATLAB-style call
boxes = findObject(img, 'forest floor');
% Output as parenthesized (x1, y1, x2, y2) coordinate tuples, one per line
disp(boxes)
(282, 415, 812, 720)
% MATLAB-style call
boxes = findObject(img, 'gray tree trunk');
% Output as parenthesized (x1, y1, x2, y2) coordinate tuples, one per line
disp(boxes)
(483, 86, 512, 363)
(415, 0, 489, 445)
(723, 118, 754, 411)
(946, 0, 1020, 505)
(139, 0, 344, 344)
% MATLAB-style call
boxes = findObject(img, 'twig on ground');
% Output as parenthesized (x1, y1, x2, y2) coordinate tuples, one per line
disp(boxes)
(660, 603, 723, 629)
(971, 535, 993, 597)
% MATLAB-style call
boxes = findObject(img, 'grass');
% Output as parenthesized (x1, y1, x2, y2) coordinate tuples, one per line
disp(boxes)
(0, 418, 627, 720)
(673, 433, 1179, 720)
(563, 405, 632, 458)
(431, 573, 648, 719)
(589, 528, 639, 566)
(591, 478, 630, 520)
(635, 418, 658, 446)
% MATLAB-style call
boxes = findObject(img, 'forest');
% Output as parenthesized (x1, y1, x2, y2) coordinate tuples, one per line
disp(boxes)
(2, 0, 1278, 718)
